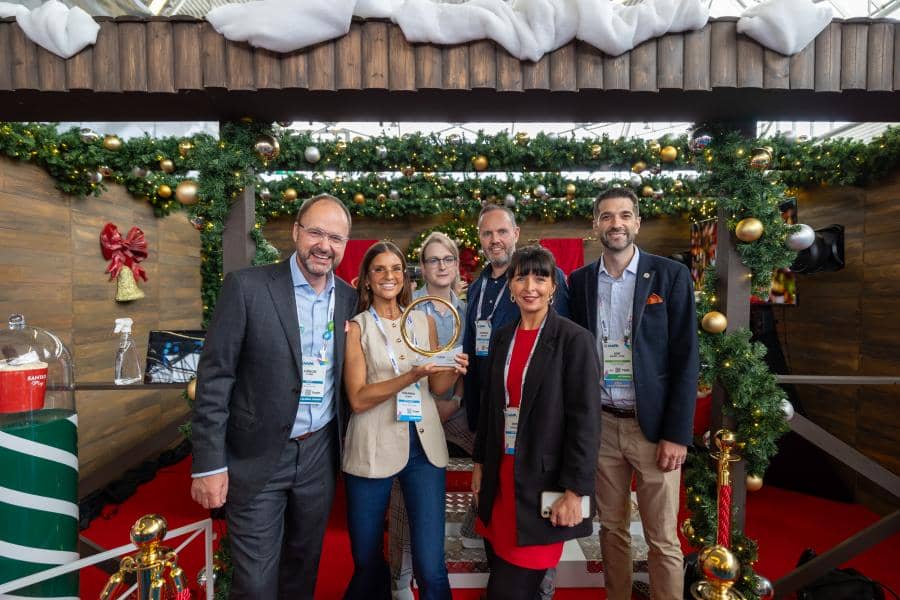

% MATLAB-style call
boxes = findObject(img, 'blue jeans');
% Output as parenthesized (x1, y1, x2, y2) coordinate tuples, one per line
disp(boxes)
(344, 424, 450, 600)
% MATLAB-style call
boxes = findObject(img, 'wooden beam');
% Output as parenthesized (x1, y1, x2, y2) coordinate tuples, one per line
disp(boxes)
(222, 178, 256, 275)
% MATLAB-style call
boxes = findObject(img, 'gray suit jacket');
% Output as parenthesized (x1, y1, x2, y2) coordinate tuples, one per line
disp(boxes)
(191, 258, 357, 507)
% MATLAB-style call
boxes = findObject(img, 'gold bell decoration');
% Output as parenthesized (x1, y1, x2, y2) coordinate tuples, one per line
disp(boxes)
(100, 514, 190, 600)
(472, 155, 489, 172)
(735, 217, 764, 242)
(116, 266, 146, 302)
(175, 180, 199, 206)
(750, 146, 773, 170)
(660, 145, 679, 163)
(701, 311, 728, 334)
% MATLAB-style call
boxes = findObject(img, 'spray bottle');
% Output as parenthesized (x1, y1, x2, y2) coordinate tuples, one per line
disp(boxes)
(114, 318, 142, 385)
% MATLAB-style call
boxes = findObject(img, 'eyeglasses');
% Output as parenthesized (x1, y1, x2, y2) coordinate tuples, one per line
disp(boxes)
(369, 265, 404, 276)
(296, 224, 349, 246)
(423, 256, 458, 268)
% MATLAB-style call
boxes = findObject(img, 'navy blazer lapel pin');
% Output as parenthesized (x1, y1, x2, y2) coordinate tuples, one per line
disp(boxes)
(643, 272, 650, 279)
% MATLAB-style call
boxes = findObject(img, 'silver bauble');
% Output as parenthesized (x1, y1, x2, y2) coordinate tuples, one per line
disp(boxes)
(534, 184, 547, 198)
(652, 188, 664, 199)
(389, 189, 400, 201)
(376, 145, 389, 160)
(754, 575, 774, 600)
(304, 146, 321, 164)
(80, 128, 100, 143)
(787, 223, 815, 251)
(197, 565, 217, 588)
(629, 173, 642, 187)
(780, 398, 795, 421)
(504, 193, 516, 207)
(89, 171, 104, 184)
(130, 166, 148, 178)
(259, 188, 271, 201)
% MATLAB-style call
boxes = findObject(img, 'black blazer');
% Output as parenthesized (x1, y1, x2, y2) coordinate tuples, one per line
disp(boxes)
(191, 259, 357, 507)
(472, 310, 602, 546)
(568, 250, 699, 446)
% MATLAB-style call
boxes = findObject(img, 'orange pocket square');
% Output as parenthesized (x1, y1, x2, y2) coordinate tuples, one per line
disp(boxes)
(647, 293, 664, 305)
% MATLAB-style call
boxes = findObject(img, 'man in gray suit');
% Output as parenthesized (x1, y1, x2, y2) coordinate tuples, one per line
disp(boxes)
(190, 194, 357, 599)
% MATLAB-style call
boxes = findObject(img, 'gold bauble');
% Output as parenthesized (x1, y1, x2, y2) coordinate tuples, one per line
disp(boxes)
(681, 518, 695, 539)
(631, 160, 647, 174)
(735, 217, 764, 242)
(186, 378, 197, 401)
(746, 474, 764, 492)
(335, 140, 347, 153)
(175, 180, 199, 205)
(376, 193, 387, 203)
(472, 155, 489, 172)
(253, 134, 280, 163)
(699, 545, 740, 584)
(178, 140, 194, 158)
(102, 135, 123, 151)
(750, 147, 773, 170)
(472, 188, 481, 200)
(660, 145, 678, 163)
(353, 192, 366, 205)
(282, 187, 298, 201)
(157, 184, 173, 198)
(673, 179, 684, 190)
(159, 158, 176, 174)
(590, 144, 602, 159)
(701, 311, 728, 334)
(565, 183, 577, 198)
(401, 165, 416, 177)
(649, 140, 661, 155)
(515, 132, 529, 146)
(641, 185, 654, 198)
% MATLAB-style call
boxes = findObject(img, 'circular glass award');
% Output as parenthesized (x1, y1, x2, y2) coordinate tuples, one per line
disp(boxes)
(399, 296, 461, 366)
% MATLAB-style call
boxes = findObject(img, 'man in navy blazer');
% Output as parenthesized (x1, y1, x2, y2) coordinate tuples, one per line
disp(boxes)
(568, 188, 698, 600)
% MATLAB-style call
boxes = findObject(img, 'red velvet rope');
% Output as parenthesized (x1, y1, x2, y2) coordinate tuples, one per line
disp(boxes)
(718, 483, 732, 547)
(99, 223, 148, 281)
(176, 588, 192, 600)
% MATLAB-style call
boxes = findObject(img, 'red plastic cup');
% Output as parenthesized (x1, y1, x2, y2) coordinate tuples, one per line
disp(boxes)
(0, 362, 48, 413)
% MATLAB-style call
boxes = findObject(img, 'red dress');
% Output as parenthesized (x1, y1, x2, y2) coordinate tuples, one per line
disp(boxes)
(476, 327, 564, 570)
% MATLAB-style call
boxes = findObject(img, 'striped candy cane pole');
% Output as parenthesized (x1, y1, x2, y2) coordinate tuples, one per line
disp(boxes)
(0, 410, 79, 600)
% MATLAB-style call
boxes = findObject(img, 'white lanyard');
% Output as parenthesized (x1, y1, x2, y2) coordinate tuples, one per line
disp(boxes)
(368, 307, 418, 377)
(476, 275, 508, 322)
(502, 315, 547, 409)
(300, 288, 336, 362)
(598, 291, 632, 346)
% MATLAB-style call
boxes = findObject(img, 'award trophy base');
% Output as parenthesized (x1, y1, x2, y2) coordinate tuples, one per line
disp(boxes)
(412, 346, 462, 368)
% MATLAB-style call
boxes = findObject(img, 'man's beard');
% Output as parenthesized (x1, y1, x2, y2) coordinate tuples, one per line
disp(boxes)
(600, 229, 634, 251)
(299, 248, 335, 275)
(487, 245, 514, 267)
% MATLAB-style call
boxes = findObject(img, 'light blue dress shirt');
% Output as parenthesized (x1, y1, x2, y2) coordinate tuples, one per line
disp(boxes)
(411, 286, 467, 347)
(290, 252, 337, 438)
(596, 247, 641, 408)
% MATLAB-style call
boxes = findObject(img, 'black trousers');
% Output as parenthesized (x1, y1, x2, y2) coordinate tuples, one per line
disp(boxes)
(484, 540, 549, 600)
(225, 420, 338, 600)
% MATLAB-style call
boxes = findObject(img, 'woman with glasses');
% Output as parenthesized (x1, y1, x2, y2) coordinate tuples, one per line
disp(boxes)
(389, 232, 477, 599)
(343, 241, 468, 600)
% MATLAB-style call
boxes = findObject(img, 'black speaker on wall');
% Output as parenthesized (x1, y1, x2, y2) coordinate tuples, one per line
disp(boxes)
(791, 225, 845, 274)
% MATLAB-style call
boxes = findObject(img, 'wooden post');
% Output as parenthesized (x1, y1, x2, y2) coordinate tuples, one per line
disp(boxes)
(709, 121, 755, 530)
(222, 176, 256, 275)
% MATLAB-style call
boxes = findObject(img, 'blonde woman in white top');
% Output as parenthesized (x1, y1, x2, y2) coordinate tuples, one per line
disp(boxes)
(343, 241, 467, 600)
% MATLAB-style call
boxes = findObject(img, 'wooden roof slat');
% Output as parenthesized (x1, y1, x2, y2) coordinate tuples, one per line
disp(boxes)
(841, 22, 868, 90)
(866, 22, 893, 92)
(362, 21, 389, 89)
(334, 25, 361, 90)
(710, 20, 737, 88)
(37, 47, 67, 91)
(549, 43, 577, 92)
(10, 24, 39, 91)
(603, 51, 629, 90)
(118, 22, 148, 91)
(789, 41, 815, 90)
(469, 40, 497, 90)
(737, 34, 764, 88)
(388, 25, 416, 91)
(67, 46, 93, 90)
(0, 23, 11, 91)
(201, 21, 226, 88)
(147, 21, 175, 93)
(225, 40, 255, 91)
(683, 24, 711, 91)
(254, 48, 281, 90)
(172, 22, 202, 90)
(308, 42, 334, 90)
(815, 22, 842, 92)
(630, 39, 657, 92)
(443, 46, 469, 90)
(496, 48, 522, 92)
(763, 48, 790, 90)
(92, 20, 119, 91)
(280, 49, 309, 89)
(522, 55, 550, 90)
(657, 33, 684, 89)
(415, 45, 442, 89)
(575, 41, 603, 90)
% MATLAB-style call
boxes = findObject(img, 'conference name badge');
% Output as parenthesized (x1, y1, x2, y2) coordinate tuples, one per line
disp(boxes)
(396, 384, 423, 422)
(475, 320, 492, 357)
(299, 358, 327, 403)
(504, 406, 519, 455)
(602, 340, 634, 389)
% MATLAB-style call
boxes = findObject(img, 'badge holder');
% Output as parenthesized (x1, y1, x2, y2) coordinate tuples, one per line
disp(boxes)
(399, 296, 462, 368)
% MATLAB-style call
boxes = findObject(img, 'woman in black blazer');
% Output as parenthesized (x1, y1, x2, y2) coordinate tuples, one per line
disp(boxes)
(471, 246, 603, 600)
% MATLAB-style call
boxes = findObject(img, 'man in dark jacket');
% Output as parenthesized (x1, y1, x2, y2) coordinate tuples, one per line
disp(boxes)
(568, 188, 699, 600)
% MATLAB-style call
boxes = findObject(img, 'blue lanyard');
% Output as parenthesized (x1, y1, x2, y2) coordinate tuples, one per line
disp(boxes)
(300, 288, 336, 362)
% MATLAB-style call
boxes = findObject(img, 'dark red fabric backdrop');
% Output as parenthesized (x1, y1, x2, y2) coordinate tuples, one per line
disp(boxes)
(335, 239, 377, 286)
(539, 238, 584, 277)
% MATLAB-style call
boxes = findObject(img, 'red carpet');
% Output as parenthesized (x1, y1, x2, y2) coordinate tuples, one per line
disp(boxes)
(80, 457, 900, 599)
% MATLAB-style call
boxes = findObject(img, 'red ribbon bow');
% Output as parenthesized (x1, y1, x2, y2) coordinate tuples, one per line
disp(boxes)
(100, 223, 148, 281)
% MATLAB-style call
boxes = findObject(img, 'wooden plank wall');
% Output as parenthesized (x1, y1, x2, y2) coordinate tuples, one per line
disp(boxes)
(1, 18, 898, 94)
(777, 177, 900, 513)
(263, 213, 691, 276)
(0, 156, 202, 497)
